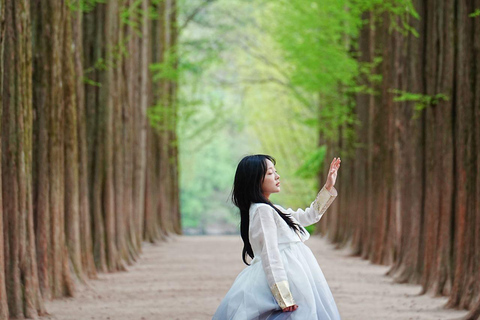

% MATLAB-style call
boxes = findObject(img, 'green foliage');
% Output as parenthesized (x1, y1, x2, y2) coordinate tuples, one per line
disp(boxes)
(179, 129, 240, 230)
(357, 56, 383, 89)
(150, 51, 180, 83)
(173, 0, 421, 231)
(148, 0, 230, 133)
(147, 103, 175, 131)
(78, 0, 162, 87)
(78, 0, 152, 86)
(254, 1, 357, 149)
(82, 77, 101, 87)
(264, 0, 362, 95)
(390, 89, 450, 118)
(68, 0, 106, 13)
(295, 146, 327, 179)
(365, 0, 420, 36)
(260, 0, 419, 133)
(470, 9, 480, 17)
(304, 225, 316, 235)
(83, 36, 130, 86)
(119, 0, 158, 35)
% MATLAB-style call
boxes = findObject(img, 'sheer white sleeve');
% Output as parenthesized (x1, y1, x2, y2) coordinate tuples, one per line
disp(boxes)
(250, 204, 295, 309)
(280, 185, 338, 227)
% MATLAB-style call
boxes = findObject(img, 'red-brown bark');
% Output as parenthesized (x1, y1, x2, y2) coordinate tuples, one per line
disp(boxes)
(103, 0, 119, 272)
(63, 2, 83, 279)
(72, 0, 97, 280)
(2, 0, 45, 317)
(0, 0, 181, 317)
(0, 0, 8, 317)
(326, 0, 479, 315)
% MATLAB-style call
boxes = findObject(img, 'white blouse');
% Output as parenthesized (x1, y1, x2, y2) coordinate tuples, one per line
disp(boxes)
(248, 186, 338, 309)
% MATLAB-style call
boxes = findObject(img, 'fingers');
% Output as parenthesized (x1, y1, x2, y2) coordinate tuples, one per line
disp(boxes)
(282, 305, 299, 312)
(330, 157, 341, 171)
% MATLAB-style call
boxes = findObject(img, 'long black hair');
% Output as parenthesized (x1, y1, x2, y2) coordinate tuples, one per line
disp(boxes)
(232, 154, 305, 265)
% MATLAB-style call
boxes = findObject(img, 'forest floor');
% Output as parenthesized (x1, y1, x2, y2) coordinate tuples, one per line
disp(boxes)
(43, 235, 469, 320)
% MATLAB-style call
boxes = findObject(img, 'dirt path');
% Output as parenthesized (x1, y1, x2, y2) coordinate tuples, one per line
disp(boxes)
(43, 235, 468, 320)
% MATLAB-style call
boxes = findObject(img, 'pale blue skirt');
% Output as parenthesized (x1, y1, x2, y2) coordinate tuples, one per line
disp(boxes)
(212, 241, 341, 320)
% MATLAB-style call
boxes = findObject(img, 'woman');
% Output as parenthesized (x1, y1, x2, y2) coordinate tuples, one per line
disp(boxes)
(213, 154, 342, 320)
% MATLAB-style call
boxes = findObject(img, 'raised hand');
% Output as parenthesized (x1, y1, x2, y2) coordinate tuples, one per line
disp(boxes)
(325, 157, 341, 191)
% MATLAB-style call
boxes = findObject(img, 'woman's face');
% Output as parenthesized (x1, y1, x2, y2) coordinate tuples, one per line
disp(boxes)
(261, 159, 280, 199)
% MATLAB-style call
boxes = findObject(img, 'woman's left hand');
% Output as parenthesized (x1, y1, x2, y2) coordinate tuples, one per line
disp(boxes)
(282, 304, 298, 312)
(325, 157, 341, 191)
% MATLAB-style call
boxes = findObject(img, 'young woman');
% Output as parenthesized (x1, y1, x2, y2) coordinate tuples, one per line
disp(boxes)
(213, 154, 342, 320)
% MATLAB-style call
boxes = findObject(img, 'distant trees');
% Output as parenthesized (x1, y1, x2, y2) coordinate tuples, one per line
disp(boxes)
(0, 0, 181, 319)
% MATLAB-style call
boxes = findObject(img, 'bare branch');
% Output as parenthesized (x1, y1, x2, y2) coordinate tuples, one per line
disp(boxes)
(178, 0, 216, 32)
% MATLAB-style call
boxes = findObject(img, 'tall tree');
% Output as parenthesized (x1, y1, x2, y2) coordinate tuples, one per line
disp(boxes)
(32, 0, 77, 299)
(448, 1, 480, 317)
(102, 0, 120, 271)
(48, 0, 75, 298)
(0, 0, 8, 317)
(72, 0, 97, 279)
(2, 0, 45, 317)
(63, 0, 83, 279)
(84, 3, 108, 271)
(387, 0, 426, 285)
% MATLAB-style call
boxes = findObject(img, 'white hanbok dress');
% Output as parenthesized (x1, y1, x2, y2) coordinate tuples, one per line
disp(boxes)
(213, 186, 341, 320)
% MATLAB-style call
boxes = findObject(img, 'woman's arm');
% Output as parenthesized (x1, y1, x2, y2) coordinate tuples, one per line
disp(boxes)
(277, 185, 337, 227)
(251, 204, 296, 310)
(279, 157, 341, 227)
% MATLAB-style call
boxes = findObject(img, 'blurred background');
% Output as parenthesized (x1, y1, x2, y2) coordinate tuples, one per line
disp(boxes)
(178, 0, 331, 235)
(0, 0, 479, 319)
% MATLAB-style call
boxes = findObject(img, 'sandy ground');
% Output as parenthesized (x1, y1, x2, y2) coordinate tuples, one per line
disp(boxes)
(43, 235, 469, 320)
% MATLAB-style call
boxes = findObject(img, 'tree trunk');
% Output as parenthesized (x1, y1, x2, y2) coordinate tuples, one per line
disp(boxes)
(168, 0, 182, 235)
(422, 0, 455, 296)
(31, 0, 51, 299)
(2, 0, 45, 316)
(121, 21, 137, 261)
(144, 127, 160, 242)
(113, 5, 128, 264)
(103, 0, 119, 272)
(131, 0, 150, 249)
(447, 0, 479, 311)
(125, 0, 142, 257)
(0, 0, 8, 316)
(85, 4, 107, 272)
(48, 0, 75, 298)
(72, 0, 97, 280)
(63, 2, 83, 279)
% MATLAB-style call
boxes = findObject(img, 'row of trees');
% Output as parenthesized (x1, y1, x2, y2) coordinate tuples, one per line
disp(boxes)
(164, 0, 479, 317)
(195, 1, 478, 316)
(0, 0, 181, 319)
(317, 0, 480, 318)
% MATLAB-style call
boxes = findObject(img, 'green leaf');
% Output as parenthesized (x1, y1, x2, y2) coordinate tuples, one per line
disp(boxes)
(469, 9, 480, 17)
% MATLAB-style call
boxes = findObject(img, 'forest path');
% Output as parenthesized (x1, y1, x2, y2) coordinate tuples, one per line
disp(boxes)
(44, 235, 468, 320)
